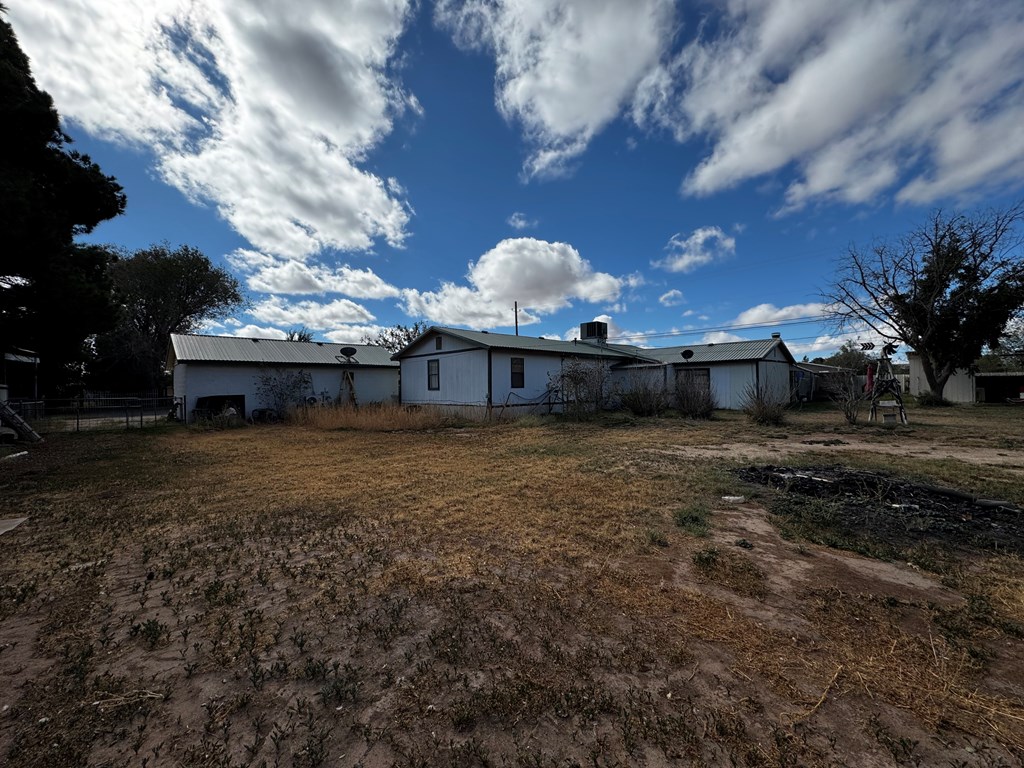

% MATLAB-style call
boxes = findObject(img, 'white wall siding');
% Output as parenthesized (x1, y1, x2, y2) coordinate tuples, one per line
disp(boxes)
(400, 349, 490, 406)
(177, 364, 398, 421)
(907, 355, 975, 402)
(489, 351, 564, 412)
(758, 360, 793, 403)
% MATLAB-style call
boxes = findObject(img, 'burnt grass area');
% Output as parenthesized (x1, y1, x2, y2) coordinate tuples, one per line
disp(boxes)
(737, 464, 1024, 567)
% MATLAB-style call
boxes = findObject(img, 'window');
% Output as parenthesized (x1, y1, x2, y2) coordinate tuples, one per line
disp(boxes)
(435, 336, 442, 350)
(427, 359, 440, 390)
(511, 357, 525, 388)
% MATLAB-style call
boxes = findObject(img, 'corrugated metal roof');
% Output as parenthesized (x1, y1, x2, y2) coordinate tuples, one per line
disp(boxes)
(399, 326, 655, 360)
(169, 334, 398, 367)
(620, 338, 794, 365)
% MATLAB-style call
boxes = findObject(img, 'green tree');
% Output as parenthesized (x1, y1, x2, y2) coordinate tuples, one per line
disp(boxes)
(824, 204, 1024, 398)
(811, 340, 872, 373)
(90, 245, 244, 391)
(362, 322, 428, 353)
(0, 8, 126, 393)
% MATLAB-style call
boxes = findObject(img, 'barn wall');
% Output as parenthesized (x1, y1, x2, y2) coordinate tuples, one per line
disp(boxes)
(907, 355, 975, 402)
(177, 363, 398, 421)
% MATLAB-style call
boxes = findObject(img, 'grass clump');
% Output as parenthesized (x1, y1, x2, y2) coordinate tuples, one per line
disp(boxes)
(691, 547, 767, 598)
(739, 384, 789, 426)
(291, 402, 451, 431)
(673, 503, 711, 536)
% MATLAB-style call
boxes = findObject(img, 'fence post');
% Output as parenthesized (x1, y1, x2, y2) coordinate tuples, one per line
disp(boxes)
(76, 402, 80, 432)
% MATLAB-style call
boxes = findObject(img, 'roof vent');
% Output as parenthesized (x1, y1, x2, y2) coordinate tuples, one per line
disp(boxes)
(251, 338, 260, 343)
(481, 330, 489, 333)
(771, 332, 781, 339)
(580, 321, 608, 341)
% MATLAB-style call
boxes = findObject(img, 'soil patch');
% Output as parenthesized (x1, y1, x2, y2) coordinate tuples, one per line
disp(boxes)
(737, 464, 1024, 556)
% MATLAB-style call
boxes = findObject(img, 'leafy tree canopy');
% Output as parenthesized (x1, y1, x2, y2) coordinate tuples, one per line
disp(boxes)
(823, 204, 1024, 397)
(90, 244, 245, 391)
(810, 340, 873, 373)
(362, 322, 428, 353)
(0, 9, 126, 393)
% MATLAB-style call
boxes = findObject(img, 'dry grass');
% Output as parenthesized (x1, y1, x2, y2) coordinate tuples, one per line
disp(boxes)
(289, 401, 453, 431)
(1, 405, 1023, 766)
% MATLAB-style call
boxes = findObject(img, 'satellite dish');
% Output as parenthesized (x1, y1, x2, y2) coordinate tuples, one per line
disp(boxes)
(339, 346, 357, 358)
(681, 349, 694, 360)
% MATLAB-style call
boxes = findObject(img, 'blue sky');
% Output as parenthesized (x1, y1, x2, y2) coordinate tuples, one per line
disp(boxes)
(10, 0, 1024, 358)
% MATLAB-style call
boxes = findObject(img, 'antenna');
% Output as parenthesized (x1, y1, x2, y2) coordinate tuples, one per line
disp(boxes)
(681, 350, 694, 360)
(336, 346, 358, 363)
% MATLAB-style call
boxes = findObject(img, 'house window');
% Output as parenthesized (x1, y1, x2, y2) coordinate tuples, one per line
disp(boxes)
(511, 357, 525, 389)
(427, 359, 440, 390)
(435, 336, 442, 350)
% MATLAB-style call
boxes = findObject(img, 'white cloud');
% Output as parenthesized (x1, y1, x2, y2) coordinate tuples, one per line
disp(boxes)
(9, 1, 415, 258)
(653, 227, 736, 273)
(632, 0, 1024, 208)
(403, 237, 622, 328)
(701, 331, 746, 344)
(436, 0, 675, 178)
(227, 250, 400, 298)
(659, 289, 685, 307)
(507, 211, 538, 230)
(228, 324, 288, 340)
(324, 325, 390, 344)
(731, 302, 829, 326)
(250, 296, 375, 330)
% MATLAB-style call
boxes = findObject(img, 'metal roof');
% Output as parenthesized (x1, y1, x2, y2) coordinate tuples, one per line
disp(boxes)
(169, 334, 398, 367)
(618, 338, 795, 366)
(396, 326, 656, 361)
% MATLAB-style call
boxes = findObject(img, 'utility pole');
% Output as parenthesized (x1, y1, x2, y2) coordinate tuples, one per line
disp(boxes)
(514, 301, 519, 335)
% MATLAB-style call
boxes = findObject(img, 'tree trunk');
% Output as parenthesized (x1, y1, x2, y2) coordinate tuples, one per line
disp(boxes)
(919, 354, 952, 398)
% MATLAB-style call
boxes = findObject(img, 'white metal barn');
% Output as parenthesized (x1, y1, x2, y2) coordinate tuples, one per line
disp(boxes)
(906, 352, 976, 403)
(168, 334, 399, 422)
(611, 334, 797, 410)
(393, 324, 798, 416)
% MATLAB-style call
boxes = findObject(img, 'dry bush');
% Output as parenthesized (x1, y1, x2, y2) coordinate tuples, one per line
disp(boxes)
(675, 376, 717, 419)
(820, 371, 870, 424)
(740, 383, 789, 426)
(289, 402, 451, 431)
(619, 370, 668, 417)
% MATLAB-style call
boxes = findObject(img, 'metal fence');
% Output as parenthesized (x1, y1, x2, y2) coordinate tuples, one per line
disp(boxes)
(6, 396, 175, 434)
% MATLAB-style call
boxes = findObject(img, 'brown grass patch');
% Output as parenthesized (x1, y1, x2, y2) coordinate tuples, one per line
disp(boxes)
(1, 406, 1023, 766)
(289, 401, 453, 431)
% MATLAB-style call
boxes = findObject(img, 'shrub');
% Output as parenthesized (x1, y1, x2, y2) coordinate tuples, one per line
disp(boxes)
(915, 391, 952, 407)
(820, 371, 869, 424)
(675, 375, 716, 419)
(619, 370, 668, 417)
(550, 358, 611, 420)
(673, 503, 711, 536)
(254, 367, 313, 418)
(740, 383, 789, 426)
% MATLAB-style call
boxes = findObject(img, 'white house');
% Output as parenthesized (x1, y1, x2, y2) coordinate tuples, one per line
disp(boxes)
(392, 324, 646, 418)
(393, 324, 798, 416)
(167, 334, 399, 422)
(610, 333, 796, 410)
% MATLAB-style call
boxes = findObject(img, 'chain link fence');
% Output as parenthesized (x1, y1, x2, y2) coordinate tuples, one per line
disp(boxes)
(5, 396, 175, 434)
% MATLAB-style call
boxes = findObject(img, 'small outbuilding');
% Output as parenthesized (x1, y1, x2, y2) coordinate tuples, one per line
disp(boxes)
(167, 334, 399, 423)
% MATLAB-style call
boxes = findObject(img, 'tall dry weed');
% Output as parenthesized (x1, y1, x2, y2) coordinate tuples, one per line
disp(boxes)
(290, 402, 451, 431)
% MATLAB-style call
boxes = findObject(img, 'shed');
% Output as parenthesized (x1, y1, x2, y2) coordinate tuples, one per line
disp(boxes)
(906, 352, 975, 403)
(167, 334, 399, 422)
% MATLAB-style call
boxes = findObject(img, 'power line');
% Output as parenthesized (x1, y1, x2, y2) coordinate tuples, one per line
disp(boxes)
(606, 315, 830, 343)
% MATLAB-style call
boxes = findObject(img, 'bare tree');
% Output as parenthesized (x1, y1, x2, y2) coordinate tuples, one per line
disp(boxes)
(820, 370, 869, 424)
(823, 203, 1024, 398)
(362, 322, 428, 353)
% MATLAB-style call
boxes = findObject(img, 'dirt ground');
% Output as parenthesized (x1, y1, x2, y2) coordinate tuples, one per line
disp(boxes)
(1, 405, 1022, 767)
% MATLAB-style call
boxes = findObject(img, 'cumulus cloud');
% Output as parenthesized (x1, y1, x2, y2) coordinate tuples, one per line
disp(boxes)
(324, 325, 390, 344)
(10, 1, 415, 258)
(632, 0, 1024, 208)
(653, 227, 736, 273)
(507, 212, 538, 230)
(731, 302, 830, 326)
(403, 237, 622, 328)
(700, 331, 746, 344)
(227, 250, 400, 298)
(436, 0, 675, 178)
(228, 324, 288, 340)
(250, 296, 375, 330)
(659, 289, 685, 307)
